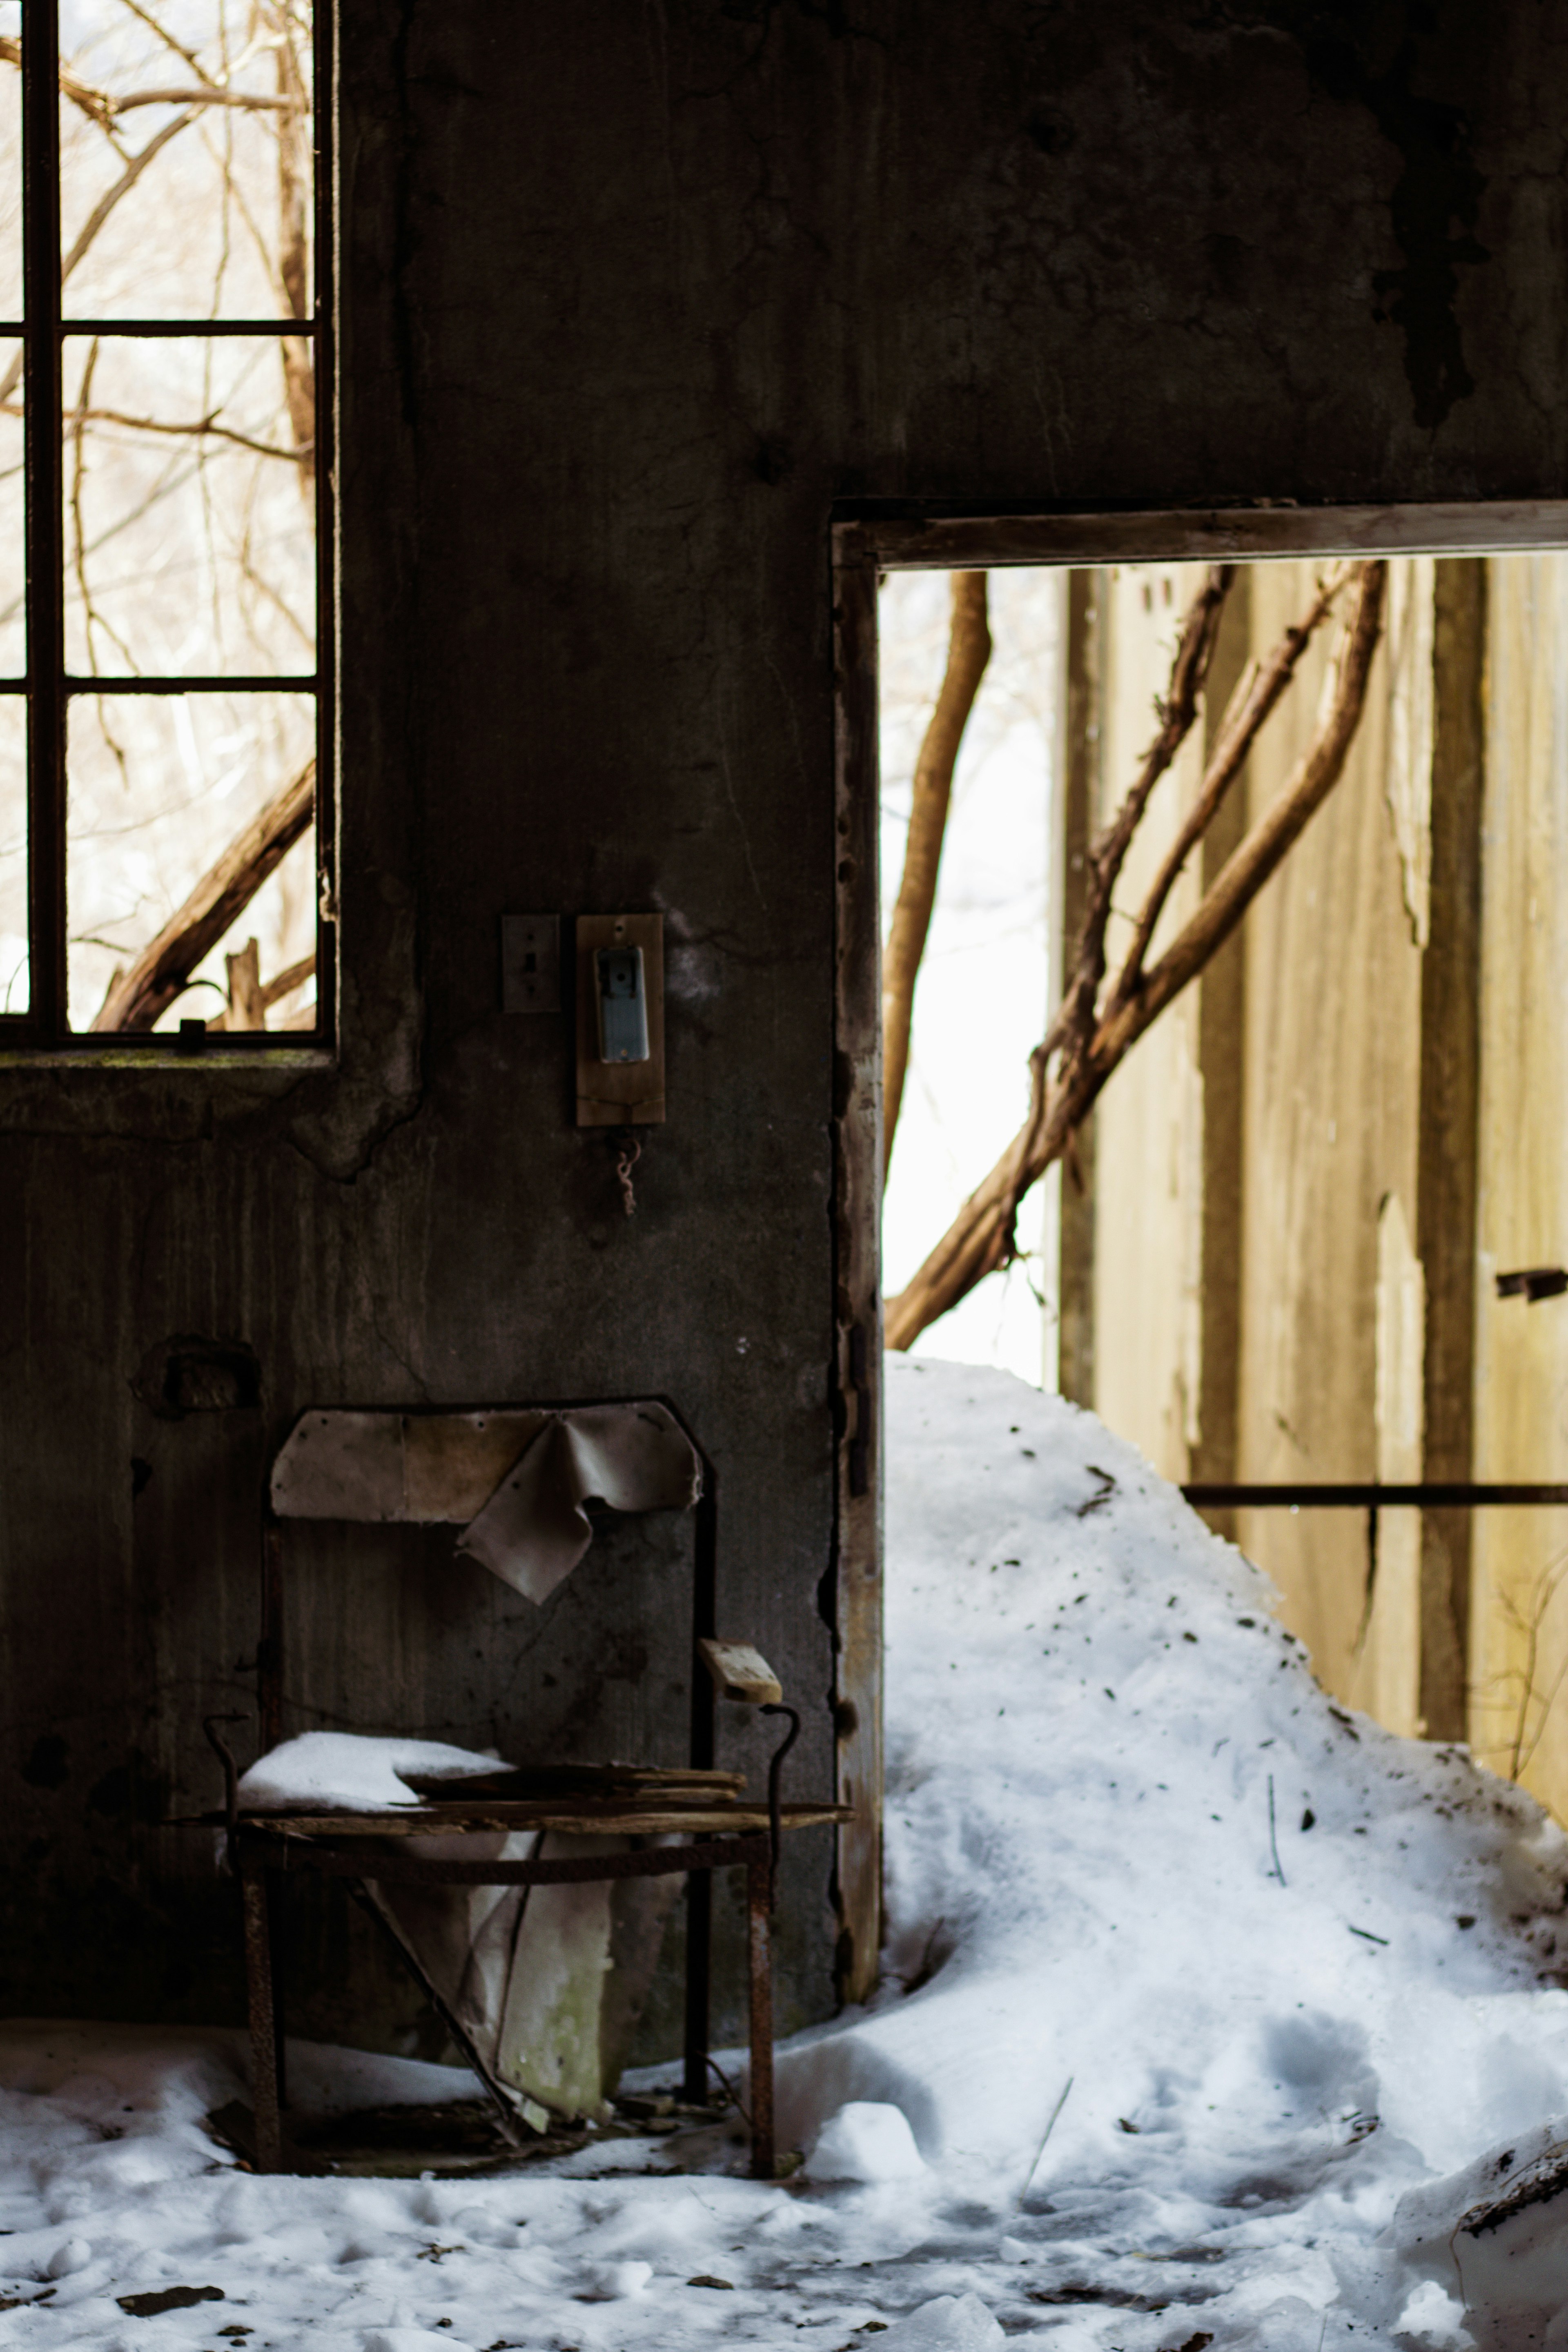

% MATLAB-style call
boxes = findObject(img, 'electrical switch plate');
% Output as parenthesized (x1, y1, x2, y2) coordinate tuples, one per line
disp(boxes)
(594, 945, 650, 1063)
(501, 913, 561, 1013)
(575, 913, 664, 1125)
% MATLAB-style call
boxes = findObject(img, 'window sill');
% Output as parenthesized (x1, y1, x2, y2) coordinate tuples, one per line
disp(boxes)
(0, 1044, 334, 1071)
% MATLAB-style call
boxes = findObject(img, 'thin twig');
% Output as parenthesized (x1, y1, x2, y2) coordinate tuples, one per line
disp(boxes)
(1267, 1775, 1286, 1886)
(56, 406, 310, 464)
(1109, 562, 1354, 999)
(1016, 2076, 1073, 2208)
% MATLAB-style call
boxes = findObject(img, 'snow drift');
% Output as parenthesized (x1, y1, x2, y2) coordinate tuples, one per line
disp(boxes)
(8, 1358, 1568, 2347)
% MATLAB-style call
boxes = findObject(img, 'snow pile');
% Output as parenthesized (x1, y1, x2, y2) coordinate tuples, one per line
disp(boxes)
(235, 1731, 505, 1812)
(780, 1362, 1568, 2213)
(7, 1359, 1568, 2346)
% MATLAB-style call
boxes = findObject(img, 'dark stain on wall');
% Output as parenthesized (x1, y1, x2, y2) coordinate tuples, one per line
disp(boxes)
(1291, 5, 1490, 429)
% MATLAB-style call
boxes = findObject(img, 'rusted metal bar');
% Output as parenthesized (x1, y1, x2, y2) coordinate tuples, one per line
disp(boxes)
(23, 0, 67, 1036)
(760, 1703, 801, 1909)
(58, 317, 321, 335)
(684, 1470, 718, 2105)
(344, 1880, 525, 2148)
(63, 672, 318, 693)
(239, 1831, 771, 1886)
(1182, 1481, 1568, 1508)
(258, 1526, 283, 1751)
(240, 1861, 282, 2174)
(747, 1854, 775, 2179)
(202, 1713, 246, 1877)
(682, 1866, 712, 2106)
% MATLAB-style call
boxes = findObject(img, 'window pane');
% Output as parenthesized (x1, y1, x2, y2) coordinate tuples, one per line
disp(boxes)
(66, 690, 316, 1032)
(63, 334, 314, 677)
(0, 4, 21, 322)
(58, 0, 312, 323)
(0, 695, 24, 1011)
(0, 335, 21, 674)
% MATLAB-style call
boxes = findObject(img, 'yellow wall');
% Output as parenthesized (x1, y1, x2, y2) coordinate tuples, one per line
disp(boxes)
(1232, 557, 1425, 1717)
(1078, 549, 1568, 1808)
(1091, 563, 1210, 1482)
(1470, 556, 1568, 1800)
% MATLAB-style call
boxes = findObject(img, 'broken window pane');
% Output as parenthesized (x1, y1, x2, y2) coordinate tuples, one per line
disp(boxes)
(0, 696, 25, 1011)
(63, 333, 314, 677)
(0, 4, 20, 323)
(66, 689, 315, 1031)
(58, 0, 312, 325)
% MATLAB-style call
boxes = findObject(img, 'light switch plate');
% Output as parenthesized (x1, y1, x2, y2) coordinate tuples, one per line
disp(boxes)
(575, 913, 665, 1125)
(501, 914, 561, 1013)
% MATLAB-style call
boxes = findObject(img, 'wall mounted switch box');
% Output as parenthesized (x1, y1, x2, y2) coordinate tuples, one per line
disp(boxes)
(576, 914, 664, 1125)
(501, 914, 561, 1013)
(595, 946, 650, 1062)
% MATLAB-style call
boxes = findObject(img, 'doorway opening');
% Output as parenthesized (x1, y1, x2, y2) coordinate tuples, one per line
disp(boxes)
(831, 509, 1568, 1978)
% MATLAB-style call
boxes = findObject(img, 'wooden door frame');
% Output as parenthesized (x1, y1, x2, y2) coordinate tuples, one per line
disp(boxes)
(828, 497, 1568, 2004)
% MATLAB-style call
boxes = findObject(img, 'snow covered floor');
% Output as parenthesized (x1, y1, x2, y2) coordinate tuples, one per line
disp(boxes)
(9, 1359, 1568, 2350)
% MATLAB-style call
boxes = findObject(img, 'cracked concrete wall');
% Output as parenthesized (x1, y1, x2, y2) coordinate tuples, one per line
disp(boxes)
(6, 0, 1568, 2052)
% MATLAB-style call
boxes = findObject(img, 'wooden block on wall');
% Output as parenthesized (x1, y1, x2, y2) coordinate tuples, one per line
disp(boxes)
(699, 1637, 783, 1706)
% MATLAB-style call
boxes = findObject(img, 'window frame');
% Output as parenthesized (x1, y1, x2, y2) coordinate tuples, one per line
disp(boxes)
(2, 0, 334, 1059)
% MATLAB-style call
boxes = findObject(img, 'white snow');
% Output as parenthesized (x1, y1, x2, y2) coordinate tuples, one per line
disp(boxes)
(7, 1358, 1568, 2347)
(235, 1732, 505, 1813)
(806, 2101, 928, 2184)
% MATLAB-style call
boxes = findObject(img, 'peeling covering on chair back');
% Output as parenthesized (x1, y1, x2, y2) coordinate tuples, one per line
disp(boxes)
(269, 1400, 702, 1600)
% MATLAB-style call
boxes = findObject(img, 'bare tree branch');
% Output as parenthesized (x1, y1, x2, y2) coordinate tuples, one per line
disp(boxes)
(268, 0, 316, 486)
(90, 757, 315, 1031)
(114, 0, 210, 83)
(54, 404, 310, 464)
(223, 935, 265, 1028)
(206, 945, 315, 1030)
(884, 559, 1388, 1351)
(112, 86, 303, 114)
(882, 570, 990, 1175)
(0, 36, 117, 129)
(1107, 561, 1354, 1002)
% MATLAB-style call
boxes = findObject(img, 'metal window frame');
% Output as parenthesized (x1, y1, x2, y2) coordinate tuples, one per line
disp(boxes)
(4, 0, 334, 1057)
(829, 494, 1568, 2006)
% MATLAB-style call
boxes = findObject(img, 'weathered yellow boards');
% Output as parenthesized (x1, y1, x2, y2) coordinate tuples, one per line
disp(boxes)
(1471, 557, 1568, 1802)
(1079, 557, 1430, 1730)
(1090, 562, 1210, 1484)
(1232, 558, 1426, 1724)
(1078, 550, 1568, 1813)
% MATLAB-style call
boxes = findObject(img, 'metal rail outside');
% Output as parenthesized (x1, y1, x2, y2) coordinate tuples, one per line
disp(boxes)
(1183, 1483, 1568, 1508)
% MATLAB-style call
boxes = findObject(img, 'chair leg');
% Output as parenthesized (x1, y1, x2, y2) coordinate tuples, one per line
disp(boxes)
(682, 1866, 711, 2105)
(241, 1860, 283, 2173)
(746, 1855, 775, 2179)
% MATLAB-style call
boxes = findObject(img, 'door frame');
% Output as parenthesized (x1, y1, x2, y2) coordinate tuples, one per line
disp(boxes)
(828, 497, 1568, 2002)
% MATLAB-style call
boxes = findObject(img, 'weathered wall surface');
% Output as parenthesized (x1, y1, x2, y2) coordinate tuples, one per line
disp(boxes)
(1471, 558, 1568, 1801)
(1234, 558, 1424, 1712)
(1084, 544, 1568, 1813)
(1092, 563, 1209, 1482)
(8, 0, 1568, 2047)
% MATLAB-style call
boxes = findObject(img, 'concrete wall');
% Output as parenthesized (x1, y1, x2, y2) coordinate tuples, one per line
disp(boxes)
(9, 0, 1568, 2046)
